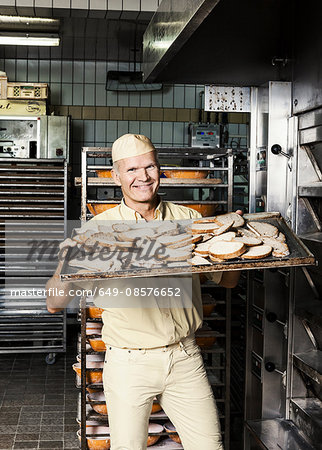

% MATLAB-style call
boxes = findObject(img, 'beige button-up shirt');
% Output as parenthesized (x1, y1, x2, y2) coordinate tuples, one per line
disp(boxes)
(85, 199, 222, 348)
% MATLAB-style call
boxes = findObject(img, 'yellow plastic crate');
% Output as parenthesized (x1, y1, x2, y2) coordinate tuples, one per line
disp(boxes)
(7, 82, 48, 100)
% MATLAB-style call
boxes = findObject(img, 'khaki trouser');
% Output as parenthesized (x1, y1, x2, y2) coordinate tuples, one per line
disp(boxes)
(103, 335, 223, 450)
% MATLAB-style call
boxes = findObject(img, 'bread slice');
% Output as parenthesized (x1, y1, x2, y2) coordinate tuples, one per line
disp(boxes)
(233, 235, 262, 246)
(209, 241, 246, 260)
(118, 228, 155, 241)
(194, 232, 236, 256)
(272, 244, 290, 258)
(69, 254, 114, 272)
(201, 234, 214, 242)
(190, 222, 220, 234)
(261, 237, 290, 257)
(131, 259, 165, 269)
(112, 223, 131, 233)
(236, 227, 262, 240)
(73, 230, 97, 245)
(188, 255, 212, 265)
(247, 221, 279, 237)
(153, 221, 179, 236)
(208, 254, 225, 263)
(191, 234, 203, 244)
(165, 248, 192, 262)
(84, 233, 118, 249)
(194, 242, 212, 256)
(97, 224, 116, 234)
(276, 232, 286, 242)
(157, 233, 191, 247)
(212, 220, 234, 236)
(241, 244, 272, 259)
(209, 231, 236, 242)
(215, 212, 245, 227)
(168, 239, 193, 249)
(192, 217, 218, 224)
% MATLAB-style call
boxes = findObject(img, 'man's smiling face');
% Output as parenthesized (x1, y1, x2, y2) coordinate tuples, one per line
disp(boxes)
(111, 151, 160, 204)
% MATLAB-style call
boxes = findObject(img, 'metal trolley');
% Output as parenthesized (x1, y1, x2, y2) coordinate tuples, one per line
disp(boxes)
(73, 146, 234, 448)
(0, 158, 67, 363)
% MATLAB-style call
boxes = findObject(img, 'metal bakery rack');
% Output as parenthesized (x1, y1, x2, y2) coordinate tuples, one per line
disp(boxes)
(75, 289, 231, 449)
(74, 146, 234, 223)
(73, 146, 235, 448)
(0, 158, 67, 363)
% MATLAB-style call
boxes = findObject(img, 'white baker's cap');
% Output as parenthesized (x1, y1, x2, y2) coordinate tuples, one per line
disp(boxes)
(112, 134, 155, 163)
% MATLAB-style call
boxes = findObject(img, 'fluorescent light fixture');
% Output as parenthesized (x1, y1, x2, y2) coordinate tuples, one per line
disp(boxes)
(0, 33, 60, 46)
(0, 15, 59, 25)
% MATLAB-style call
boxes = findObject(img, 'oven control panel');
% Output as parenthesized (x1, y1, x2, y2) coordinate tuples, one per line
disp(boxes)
(189, 123, 220, 148)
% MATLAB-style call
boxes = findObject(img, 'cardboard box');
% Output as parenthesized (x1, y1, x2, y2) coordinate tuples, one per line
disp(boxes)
(0, 76, 7, 99)
(0, 99, 46, 116)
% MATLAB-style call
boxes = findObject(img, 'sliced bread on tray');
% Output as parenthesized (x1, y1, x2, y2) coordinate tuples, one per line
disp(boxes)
(190, 222, 220, 234)
(247, 221, 279, 237)
(241, 244, 272, 259)
(212, 220, 234, 236)
(188, 255, 212, 265)
(233, 235, 262, 246)
(215, 212, 245, 227)
(194, 232, 236, 256)
(209, 241, 246, 260)
(261, 237, 290, 257)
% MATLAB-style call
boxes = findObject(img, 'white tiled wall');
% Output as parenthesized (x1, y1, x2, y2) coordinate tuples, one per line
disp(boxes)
(1, 59, 206, 109)
(0, 56, 248, 150)
(0, 56, 248, 217)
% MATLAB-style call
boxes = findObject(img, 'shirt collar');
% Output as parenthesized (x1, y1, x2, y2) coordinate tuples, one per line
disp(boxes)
(120, 197, 164, 222)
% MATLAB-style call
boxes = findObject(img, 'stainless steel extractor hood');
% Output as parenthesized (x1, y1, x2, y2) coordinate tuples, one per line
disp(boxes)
(142, 0, 220, 83)
(143, 0, 292, 86)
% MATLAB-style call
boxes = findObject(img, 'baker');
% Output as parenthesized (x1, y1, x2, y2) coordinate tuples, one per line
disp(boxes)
(47, 133, 240, 450)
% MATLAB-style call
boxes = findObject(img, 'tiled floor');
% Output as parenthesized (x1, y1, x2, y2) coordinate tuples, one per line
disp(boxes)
(0, 336, 79, 450)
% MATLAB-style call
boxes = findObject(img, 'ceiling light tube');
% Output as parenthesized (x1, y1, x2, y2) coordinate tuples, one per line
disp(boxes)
(0, 33, 60, 46)
(0, 15, 59, 25)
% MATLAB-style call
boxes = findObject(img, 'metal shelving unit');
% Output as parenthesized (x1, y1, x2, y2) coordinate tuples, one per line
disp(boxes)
(74, 146, 234, 448)
(76, 292, 231, 449)
(75, 146, 233, 223)
(0, 159, 67, 361)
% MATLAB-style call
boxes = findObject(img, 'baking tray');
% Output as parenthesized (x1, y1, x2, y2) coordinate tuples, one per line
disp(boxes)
(60, 212, 315, 281)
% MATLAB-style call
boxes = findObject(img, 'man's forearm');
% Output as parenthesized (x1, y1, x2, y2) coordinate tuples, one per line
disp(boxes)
(46, 260, 74, 313)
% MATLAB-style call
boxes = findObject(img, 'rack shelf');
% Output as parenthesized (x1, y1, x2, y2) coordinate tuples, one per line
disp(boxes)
(0, 158, 67, 357)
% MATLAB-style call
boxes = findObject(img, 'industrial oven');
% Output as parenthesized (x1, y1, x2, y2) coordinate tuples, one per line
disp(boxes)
(0, 115, 70, 364)
(243, 82, 322, 448)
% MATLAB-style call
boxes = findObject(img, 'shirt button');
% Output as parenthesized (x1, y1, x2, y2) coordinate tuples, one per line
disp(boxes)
(164, 312, 170, 318)
(170, 336, 174, 340)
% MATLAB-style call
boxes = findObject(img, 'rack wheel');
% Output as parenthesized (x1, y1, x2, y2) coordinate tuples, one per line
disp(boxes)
(45, 353, 56, 365)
